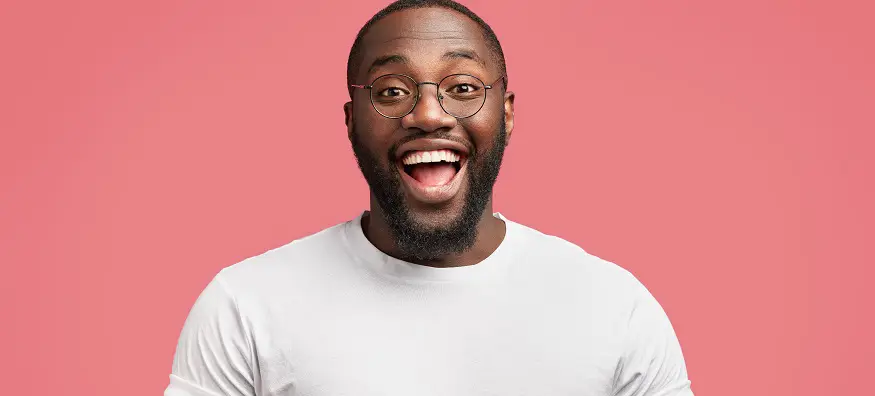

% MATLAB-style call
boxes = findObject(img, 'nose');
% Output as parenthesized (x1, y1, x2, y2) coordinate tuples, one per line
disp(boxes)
(400, 82, 457, 132)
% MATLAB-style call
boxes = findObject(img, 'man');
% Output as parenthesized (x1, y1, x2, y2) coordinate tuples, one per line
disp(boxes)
(164, 1, 694, 395)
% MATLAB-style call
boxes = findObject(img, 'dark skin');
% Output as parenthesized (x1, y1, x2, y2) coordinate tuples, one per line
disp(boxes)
(343, 8, 515, 268)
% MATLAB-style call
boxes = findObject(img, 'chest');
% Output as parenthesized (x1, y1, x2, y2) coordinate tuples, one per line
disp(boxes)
(251, 288, 622, 396)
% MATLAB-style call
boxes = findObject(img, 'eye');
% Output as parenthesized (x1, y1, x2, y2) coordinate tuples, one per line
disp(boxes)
(448, 83, 479, 94)
(377, 87, 410, 97)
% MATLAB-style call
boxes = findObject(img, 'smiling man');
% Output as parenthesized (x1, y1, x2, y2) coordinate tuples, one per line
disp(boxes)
(164, 1, 694, 395)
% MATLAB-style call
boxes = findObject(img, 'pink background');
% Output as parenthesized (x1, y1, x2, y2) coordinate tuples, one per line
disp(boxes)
(1, 1, 873, 395)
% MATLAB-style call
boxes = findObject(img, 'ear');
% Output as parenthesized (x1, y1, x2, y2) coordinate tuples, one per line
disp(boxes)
(343, 101, 354, 142)
(503, 91, 515, 146)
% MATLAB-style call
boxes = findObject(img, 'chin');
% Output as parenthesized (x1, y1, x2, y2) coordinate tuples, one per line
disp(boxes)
(401, 186, 470, 228)
(405, 205, 465, 232)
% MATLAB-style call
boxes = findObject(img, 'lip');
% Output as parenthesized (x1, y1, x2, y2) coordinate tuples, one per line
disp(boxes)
(395, 138, 470, 205)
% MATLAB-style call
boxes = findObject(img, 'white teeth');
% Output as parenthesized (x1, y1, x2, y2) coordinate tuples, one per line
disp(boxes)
(402, 149, 461, 165)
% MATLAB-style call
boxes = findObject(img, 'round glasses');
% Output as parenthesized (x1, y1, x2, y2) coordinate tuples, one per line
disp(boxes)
(350, 73, 505, 119)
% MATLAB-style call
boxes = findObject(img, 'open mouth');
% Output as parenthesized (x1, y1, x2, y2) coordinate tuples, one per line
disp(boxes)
(400, 149, 464, 186)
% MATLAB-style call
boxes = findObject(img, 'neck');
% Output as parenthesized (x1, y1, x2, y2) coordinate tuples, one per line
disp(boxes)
(362, 198, 506, 268)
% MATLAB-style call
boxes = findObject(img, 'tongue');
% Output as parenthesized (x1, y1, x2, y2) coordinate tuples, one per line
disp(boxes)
(409, 163, 457, 186)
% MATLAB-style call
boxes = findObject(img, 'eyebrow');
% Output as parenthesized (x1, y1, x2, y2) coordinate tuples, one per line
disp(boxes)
(441, 49, 486, 66)
(366, 49, 487, 74)
(367, 54, 408, 74)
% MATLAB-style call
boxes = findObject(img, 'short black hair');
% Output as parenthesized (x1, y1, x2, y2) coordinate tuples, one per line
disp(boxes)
(346, 0, 507, 98)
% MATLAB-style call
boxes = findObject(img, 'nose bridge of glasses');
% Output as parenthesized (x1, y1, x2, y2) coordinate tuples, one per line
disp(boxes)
(416, 81, 441, 98)
(411, 81, 443, 104)
(408, 82, 448, 120)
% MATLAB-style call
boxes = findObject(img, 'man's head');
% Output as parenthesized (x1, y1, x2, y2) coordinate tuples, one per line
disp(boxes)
(344, 0, 515, 262)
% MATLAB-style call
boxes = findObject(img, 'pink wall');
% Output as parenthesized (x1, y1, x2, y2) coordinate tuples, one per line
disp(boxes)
(1, 1, 872, 395)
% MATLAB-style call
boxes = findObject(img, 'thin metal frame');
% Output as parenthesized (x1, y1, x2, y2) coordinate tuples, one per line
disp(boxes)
(350, 73, 506, 119)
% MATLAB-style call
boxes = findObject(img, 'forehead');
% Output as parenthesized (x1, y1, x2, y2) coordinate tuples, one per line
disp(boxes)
(357, 8, 493, 79)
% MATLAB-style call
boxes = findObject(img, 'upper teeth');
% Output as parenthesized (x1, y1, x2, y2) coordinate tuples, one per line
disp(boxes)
(402, 149, 461, 165)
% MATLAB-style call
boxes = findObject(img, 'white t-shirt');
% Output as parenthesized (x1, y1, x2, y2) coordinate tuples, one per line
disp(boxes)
(165, 212, 693, 396)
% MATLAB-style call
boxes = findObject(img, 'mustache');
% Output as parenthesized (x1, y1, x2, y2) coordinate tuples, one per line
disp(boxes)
(387, 130, 476, 161)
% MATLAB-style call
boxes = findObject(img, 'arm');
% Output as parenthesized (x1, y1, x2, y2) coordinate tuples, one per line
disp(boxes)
(164, 272, 256, 396)
(613, 279, 694, 396)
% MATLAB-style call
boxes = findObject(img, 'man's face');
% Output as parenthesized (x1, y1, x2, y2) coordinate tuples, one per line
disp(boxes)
(344, 7, 514, 262)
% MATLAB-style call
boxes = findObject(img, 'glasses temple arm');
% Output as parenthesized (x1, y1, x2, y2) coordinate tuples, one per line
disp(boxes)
(485, 75, 507, 89)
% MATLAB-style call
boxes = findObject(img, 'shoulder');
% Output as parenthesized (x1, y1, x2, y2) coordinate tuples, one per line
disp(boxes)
(506, 219, 648, 301)
(214, 219, 354, 302)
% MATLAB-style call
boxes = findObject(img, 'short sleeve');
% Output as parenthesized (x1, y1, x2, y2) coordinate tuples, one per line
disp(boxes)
(613, 279, 694, 396)
(164, 272, 256, 396)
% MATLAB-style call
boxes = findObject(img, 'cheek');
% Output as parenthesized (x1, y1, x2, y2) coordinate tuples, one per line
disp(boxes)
(355, 102, 397, 136)
(353, 115, 397, 161)
(465, 106, 505, 151)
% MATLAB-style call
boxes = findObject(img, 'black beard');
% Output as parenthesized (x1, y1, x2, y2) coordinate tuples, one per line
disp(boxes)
(350, 119, 507, 262)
